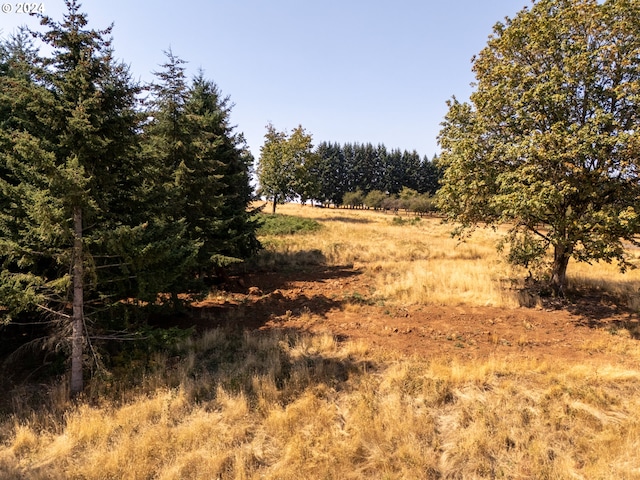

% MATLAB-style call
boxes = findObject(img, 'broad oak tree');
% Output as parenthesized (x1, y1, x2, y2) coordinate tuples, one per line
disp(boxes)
(437, 0, 640, 294)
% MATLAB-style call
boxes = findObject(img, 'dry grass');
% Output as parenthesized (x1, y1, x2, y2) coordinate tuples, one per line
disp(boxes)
(256, 203, 640, 309)
(255, 204, 520, 307)
(568, 254, 640, 310)
(2, 329, 640, 479)
(3, 203, 640, 479)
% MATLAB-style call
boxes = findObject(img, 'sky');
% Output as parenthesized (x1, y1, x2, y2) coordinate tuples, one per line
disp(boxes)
(0, 0, 531, 160)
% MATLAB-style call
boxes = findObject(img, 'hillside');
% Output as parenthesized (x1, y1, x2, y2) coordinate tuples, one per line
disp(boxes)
(2, 203, 640, 479)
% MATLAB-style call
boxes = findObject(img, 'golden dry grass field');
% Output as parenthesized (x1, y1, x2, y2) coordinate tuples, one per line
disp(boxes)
(2, 203, 640, 479)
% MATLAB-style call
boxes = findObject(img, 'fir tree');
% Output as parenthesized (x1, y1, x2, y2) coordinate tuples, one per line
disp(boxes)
(182, 73, 259, 272)
(0, 2, 191, 395)
(0, 1, 137, 395)
(144, 56, 258, 279)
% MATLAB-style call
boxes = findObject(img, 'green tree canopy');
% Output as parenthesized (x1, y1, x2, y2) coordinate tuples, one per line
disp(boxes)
(143, 53, 259, 283)
(437, 0, 640, 294)
(182, 73, 259, 269)
(257, 124, 314, 213)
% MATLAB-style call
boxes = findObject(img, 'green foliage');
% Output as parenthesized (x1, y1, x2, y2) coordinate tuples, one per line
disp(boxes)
(343, 187, 437, 215)
(0, 2, 258, 392)
(437, 0, 640, 293)
(142, 52, 259, 280)
(497, 230, 549, 280)
(312, 142, 441, 206)
(0, 2, 148, 321)
(103, 325, 195, 385)
(391, 216, 421, 226)
(0, 1, 159, 394)
(256, 213, 322, 236)
(342, 190, 365, 208)
(275, 141, 441, 208)
(343, 291, 376, 306)
(364, 190, 388, 210)
(257, 124, 315, 213)
(407, 195, 438, 215)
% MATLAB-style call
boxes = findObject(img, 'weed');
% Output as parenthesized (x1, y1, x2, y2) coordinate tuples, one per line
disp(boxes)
(391, 215, 421, 226)
(344, 291, 375, 306)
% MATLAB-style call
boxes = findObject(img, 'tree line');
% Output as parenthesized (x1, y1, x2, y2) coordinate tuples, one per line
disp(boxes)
(0, 1, 258, 395)
(257, 124, 441, 213)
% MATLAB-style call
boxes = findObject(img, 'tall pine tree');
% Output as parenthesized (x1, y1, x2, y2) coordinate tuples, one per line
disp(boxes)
(0, 2, 186, 395)
(183, 73, 259, 273)
(144, 54, 258, 280)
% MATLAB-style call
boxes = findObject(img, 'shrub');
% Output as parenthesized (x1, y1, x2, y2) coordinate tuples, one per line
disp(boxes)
(342, 190, 365, 209)
(363, 190, 387, 210)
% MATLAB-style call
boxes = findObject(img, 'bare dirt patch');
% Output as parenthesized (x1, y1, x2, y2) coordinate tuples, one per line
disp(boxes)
(182, 263, 640, 366)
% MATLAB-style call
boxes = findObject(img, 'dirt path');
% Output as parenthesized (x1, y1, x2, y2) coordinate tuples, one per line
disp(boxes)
(184, 264, 640, 366)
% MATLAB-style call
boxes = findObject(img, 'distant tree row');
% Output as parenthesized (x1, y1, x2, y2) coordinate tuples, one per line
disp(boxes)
(314, 142, 440, 206)
(257, 125, 440, 212)
(0, 1, 258, 395)
(343, 187, 437, 215)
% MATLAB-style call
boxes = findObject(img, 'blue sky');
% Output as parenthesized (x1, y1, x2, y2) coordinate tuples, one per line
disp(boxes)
(0, 0, 529, 160)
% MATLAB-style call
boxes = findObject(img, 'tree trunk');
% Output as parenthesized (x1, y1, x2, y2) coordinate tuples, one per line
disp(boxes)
(70, 206, 84, 397)
(550, 243, 571, 296)
(272, 194, 278, 214)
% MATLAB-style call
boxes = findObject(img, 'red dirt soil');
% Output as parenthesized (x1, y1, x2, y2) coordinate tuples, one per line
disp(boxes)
(174, 263, 640, 367)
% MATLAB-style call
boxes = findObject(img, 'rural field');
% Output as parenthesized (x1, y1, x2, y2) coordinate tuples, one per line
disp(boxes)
(3, 203, 640, 479)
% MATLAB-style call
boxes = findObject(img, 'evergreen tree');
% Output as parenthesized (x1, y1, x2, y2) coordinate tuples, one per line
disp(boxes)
(374, 144, 389, 192)
(315, 141, 347, 206)
(183, 73, 259, 271)
(401, 150, 422, 192)
(313, 141, 435, 203)
(144, 56, 258, 279)
(1, 3, 260, 395)
(384, 148, 404, 194)
(141, 50, 205, 294)
(341, 143, 357, 194)
(414, 155, 441, 195)
(0, 1, 148, 395)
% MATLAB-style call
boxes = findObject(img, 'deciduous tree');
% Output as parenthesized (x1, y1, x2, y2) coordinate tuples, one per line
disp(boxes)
(437, 0, 640, 294)
(257, 124, 314, 213)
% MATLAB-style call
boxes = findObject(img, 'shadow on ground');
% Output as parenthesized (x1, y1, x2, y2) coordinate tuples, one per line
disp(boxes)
(150, 253, 363, 334)
(516, 285, 640, 339)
